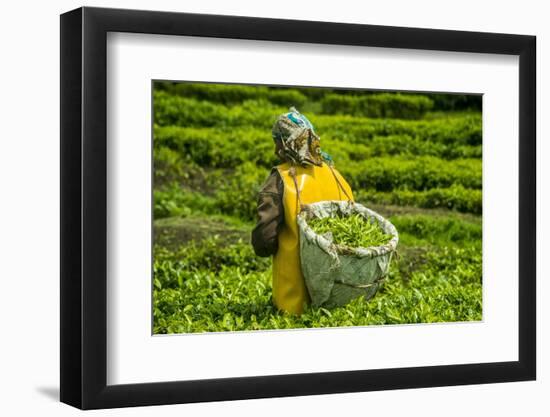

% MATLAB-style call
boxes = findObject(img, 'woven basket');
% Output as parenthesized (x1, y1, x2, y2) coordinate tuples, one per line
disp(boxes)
(297, 200, 399, 308)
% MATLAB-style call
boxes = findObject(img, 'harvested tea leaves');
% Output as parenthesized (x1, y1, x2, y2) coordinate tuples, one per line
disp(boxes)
(308, 213, 392, 248)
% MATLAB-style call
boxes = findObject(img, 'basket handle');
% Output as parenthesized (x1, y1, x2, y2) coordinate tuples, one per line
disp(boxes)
(327, 164, 354, 205)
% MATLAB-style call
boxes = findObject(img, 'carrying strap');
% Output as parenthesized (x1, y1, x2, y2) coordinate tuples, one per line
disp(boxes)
(327, 164, 354, 204)
(289, 165, 305, 213)
(289, 163, 353, 214)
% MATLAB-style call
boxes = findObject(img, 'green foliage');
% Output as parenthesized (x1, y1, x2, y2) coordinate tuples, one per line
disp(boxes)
(154, 164, 269, 222)
(154, 91, 482, 143)
(154, 184, 218, 219)
(155, 81, 308, 107)
(154, 81, 481, 114)
(154, 180, 481, 224)
(309, 213, 392, 248)
(327, 135, 482, 159)
(155, 237, 270, 288)
(321, 93, 434, 119)
(214, 162, 267, 220)
(153, 224, 482, 333)
(340, 156, 481, 191)
(153, 122, 482, 215)
(313, 113, 482, 147)
(425, 93, 482, 111)
(325, 89, 482, 112)
(357, 185, 482, 214)
(154, 125, 481, 170)
(154, 91, 283, 128)
(154, 125, 277, 169)
(390, 213, 481, 246)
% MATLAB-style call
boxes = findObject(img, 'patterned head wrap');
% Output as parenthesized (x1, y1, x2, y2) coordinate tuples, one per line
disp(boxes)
(272, 107, 325, 167)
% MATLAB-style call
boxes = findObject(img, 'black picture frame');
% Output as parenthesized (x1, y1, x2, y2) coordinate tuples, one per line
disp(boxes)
(60, 6, 536, 410)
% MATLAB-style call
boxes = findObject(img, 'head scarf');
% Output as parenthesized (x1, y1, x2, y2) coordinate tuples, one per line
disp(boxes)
(272, 107, 326, 167)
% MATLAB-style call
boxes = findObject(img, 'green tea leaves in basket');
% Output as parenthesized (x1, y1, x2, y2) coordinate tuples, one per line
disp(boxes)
(308, 213, 392, 248)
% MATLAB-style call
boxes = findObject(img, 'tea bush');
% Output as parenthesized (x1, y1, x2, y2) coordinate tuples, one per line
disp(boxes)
(154, 92, 282, 128)
(154, 181, 482, 222)
(340, 156, 481, 191)
(312, 114, 482, 146)
(154, 125, 276, 168)
(153, 91, 482, 147)
(156, 81, 309, 107)
(426, 93, 482, 111)
(153, 214, 482, 333)
(321, 93, 434, 119)
(356, 185, 482, 214)
(154, 125, 481, 167)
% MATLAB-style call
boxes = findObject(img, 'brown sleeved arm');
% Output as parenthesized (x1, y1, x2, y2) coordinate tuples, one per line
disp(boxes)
(251, 168, 285, 257)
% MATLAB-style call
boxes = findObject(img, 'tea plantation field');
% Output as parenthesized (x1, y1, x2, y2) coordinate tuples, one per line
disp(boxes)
(152, 82, 482, 334)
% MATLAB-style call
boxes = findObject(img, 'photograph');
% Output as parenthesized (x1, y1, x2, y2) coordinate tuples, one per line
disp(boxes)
(152, 81, 483, 334)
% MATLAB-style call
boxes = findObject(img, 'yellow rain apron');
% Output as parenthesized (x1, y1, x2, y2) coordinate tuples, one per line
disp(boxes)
(272, 161, 354, 314)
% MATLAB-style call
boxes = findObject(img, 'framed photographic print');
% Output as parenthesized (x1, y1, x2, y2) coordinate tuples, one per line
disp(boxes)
(60, 6, 536, 410)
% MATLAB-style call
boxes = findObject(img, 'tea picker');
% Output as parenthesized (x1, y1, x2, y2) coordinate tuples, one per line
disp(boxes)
(251, 107, 398, 314)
